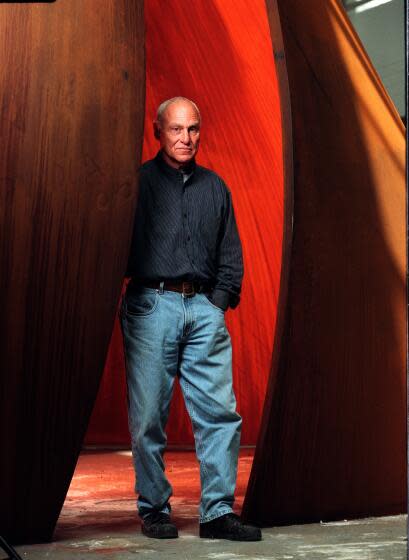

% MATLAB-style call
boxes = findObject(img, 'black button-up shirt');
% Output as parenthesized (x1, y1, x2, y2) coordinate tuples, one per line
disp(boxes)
(126, 152, 244, 309)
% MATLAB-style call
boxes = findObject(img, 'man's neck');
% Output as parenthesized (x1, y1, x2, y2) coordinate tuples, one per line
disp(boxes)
(160, 150, 194, 172)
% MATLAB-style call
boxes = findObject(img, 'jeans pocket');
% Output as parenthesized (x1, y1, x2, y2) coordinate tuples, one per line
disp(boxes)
(125, 289, 159, 317)
(202, 294, 225, 313)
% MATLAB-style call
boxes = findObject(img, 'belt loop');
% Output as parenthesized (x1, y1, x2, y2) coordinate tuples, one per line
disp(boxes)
(182, 281, 195, 298)
(159, 281, 164, 294)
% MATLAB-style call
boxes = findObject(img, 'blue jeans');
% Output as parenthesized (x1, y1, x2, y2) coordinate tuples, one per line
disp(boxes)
(119, 284, 242, 523)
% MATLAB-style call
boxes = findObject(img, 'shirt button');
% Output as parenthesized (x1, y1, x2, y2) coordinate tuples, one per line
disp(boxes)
(184, 213, 187, 218)
(187, 236, 191, 241)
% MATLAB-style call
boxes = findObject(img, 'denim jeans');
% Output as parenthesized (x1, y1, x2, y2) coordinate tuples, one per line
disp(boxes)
(119, 284, 242, 523)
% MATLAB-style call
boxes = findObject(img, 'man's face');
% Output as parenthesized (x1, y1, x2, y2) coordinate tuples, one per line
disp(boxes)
(155, 101, 200, 168)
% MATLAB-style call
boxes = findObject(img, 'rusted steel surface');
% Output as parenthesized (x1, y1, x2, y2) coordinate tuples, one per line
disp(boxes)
(243, 0, 406, 525)
(0, 1, 144, 543)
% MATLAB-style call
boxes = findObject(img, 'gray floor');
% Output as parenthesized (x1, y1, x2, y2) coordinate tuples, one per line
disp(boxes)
(13, 515, 407, 560)
(9, 450, 408, 560)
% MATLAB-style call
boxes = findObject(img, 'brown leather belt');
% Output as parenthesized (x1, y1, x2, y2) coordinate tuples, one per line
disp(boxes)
(133, 280, 211, 298)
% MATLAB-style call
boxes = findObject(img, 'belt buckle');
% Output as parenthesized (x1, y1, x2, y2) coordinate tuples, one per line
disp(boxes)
(182, 281, 195, 298)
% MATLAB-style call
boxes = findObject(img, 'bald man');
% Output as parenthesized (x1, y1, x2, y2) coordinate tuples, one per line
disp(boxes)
(121, 97, 261, 541)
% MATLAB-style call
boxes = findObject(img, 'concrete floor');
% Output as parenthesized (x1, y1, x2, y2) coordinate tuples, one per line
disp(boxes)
(11, 450, 407, 560)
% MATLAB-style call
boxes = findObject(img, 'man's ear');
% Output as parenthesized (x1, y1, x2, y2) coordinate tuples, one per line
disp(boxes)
(153, 121, 161, 140)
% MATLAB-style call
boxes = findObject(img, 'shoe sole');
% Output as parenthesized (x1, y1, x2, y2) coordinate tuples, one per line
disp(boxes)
(142, 527, 179, 539)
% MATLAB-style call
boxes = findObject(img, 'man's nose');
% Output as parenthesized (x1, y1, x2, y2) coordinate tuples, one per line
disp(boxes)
(180, 129, 190, 143)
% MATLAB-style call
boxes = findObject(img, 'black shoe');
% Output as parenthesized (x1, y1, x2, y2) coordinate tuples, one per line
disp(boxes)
(141, 512, 178, 539)
(199, 513, 262, 541)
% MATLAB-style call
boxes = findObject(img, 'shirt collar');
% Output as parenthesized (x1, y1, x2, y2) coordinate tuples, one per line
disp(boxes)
(154, 150, 196, 179)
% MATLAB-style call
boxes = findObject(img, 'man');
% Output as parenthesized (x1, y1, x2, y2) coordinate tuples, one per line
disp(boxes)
(121, 96, 261, 541)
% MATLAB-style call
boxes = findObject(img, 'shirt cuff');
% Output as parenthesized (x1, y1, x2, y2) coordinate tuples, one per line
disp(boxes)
(210, 288, 237, 311)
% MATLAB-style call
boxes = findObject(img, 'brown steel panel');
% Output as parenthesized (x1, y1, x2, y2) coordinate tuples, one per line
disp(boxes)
(243, 0, 406, 524)
(0, 1, 144, 543)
